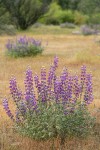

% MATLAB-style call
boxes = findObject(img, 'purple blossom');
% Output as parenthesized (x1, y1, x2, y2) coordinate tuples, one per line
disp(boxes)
(34, 74, 40, 89)
(80, 65, 86, 91)
(60, 68, 68, 84)
(48, 65, 55, 89)
(54, 78, 61, 102)
(6, 36, 43, 57)
(66, 76, 73, 101)
(6, 40, 13, 51)
(47, 56, 58, 90)
(3, 57, 94, 122)
(9, 77, 23, 104)
(84, 74, 93, 104)
(41, 67, 46, 82)
(3, 98, 14, 121)
(73, 75, 80, 101)
(54, 56, 59, 70)
(24, 68, 37, 110)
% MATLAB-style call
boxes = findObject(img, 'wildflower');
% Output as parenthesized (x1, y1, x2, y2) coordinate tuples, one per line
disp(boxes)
(84, 74, 93, 104)
(3, 98, 14, 121)
(10, 77, 23, 104)
(24, 68, 37, 110)
(80, 65, 86, 90)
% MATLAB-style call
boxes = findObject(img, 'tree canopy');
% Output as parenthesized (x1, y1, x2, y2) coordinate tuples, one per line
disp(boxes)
(58, 0, 80, 10)
(0, 0, 100, 30)
(1, 0, 52, 30)
(78, 0, 100, 15)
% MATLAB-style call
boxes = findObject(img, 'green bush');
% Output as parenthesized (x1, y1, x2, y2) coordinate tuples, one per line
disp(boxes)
(3, 57, 95, 148)
(17, 101, 94, 140)
(6, 36, 44, 57)
(74, 11, 89, 25)
(60, 22, 76, 28)
(60, 10, 75, 23)
(39, 2, 75, 25)
(0, 25, 16, 35)
(88, 13, 100, 25)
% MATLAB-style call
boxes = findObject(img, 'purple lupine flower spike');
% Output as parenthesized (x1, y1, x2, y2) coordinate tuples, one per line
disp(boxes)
(3, 56, 94, 123)
(34, 74, 42, 95)
(68, 76, 73, 100)
(60, 68, 68, 104)
(54, 56, 59, 70)
(60, 68, 68, 83)
(9, 77, 23, 103)
(3, 98, 14, 121)
(54, 78, 61, 103)
(34, 74, 39, 88)
(24, 68, 37, 110)
(73, 75, 80, 101)
(80, 65, 86, 91)
(41, 67, 46, 82)
(84, 74, 93, 105)
(48, 65, 55, 88)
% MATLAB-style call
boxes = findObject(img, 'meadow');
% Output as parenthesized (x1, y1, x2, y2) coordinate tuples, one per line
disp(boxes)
(0, 26, 100, 150)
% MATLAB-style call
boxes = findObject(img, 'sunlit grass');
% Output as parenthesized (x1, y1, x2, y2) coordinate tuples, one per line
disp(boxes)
(21, 25, 78, 35)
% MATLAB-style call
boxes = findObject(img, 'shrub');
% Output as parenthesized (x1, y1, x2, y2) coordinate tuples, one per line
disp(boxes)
(60, 22, 76, 28)
(88, 13, 100, 25)
(6, 36, 44, 57)
(39, 2, 62, 25)
(81, 25, 96, 35)
(33, 22, 43, 28)
(0, 25, 16, 35)
(3, 57, 95, 147)
(40, 2, 75, 25)
(74, 11, 89, 25)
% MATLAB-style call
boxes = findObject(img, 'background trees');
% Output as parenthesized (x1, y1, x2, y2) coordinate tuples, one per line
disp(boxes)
(78, 0, 100, 15)
(0, 0, 100, 30)
(58, 0, 80, 10)
(1, 0, 52, 30)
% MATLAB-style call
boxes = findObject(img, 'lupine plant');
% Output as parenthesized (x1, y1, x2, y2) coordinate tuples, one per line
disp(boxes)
(3, 56, 95, 148)
(6, 36, 43, 57)
(81, 25, 96, 35)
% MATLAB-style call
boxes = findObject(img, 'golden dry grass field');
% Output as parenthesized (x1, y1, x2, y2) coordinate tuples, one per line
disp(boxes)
(0, 30, 100, 149)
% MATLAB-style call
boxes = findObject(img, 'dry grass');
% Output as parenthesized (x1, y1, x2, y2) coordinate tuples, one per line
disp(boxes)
(0, 32, 100, 150)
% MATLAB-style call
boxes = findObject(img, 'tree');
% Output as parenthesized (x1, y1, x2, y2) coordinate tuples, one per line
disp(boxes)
(1, 0, 52, 30)
(78, 0, 100, 15)
(0, 1, 12, 26)
(58, 0, 80, 10)
(57, 0, 69, 9)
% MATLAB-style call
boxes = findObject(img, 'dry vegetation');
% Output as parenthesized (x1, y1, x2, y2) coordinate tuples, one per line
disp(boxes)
(0, 32, 100, 150)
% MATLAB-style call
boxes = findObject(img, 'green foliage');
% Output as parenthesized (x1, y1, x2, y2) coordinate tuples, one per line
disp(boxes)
(58, 0, 80, 10)
(0, 25, 16, 35)
(0, 6, 11, 25)
(1, 0, 52, 30)
(16, 101, 95, 141)
(78, 0, 100, 15)
(0, 2, 16, 35)
(60, 10, 75, 23)
(74, 11, 89, 25)
(6, 36, 43, 58)
(8, 45, 43, 58)
(88, 13, 100, 25)
(40, 2, 75, 25)
(60, 22, 76, 28)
